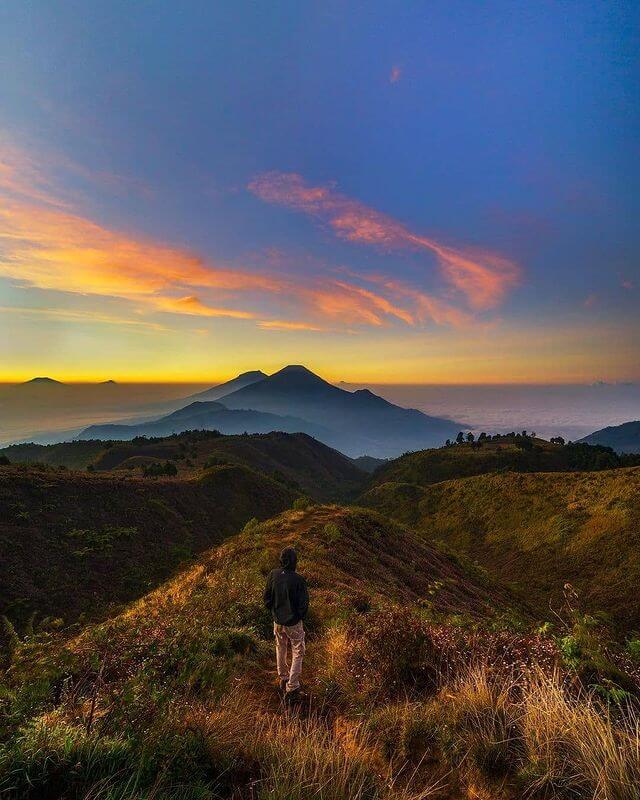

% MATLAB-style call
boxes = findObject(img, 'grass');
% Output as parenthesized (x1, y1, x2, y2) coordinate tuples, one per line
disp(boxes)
(360, 467, 640, 630)
(1, 506, 639, 798)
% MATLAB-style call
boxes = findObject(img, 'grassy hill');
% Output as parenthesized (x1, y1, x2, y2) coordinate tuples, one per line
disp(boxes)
(2, 505, 638, 799)
(368, 437, 636, 489)
(0, 430, 367, 502)
(361, 467, 640, 629)
(0, 463, 294, 624)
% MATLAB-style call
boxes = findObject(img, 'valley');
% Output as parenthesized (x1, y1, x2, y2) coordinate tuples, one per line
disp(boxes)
(1, 421, 640, 798)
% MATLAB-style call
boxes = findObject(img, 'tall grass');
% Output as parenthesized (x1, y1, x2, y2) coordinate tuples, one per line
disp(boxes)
(441, 665, 640, 798)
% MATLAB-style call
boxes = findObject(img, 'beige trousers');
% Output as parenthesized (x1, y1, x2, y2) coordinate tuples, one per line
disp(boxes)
(274, 620, 305, 692)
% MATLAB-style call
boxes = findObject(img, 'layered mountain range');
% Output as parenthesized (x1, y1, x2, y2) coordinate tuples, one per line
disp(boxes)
(79, 365, 460, 457)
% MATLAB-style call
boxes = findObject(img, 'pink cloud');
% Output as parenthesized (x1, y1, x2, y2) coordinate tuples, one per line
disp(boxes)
(389, 65, 402, 84)
(248, 172, 521, 309)
(1, 140, 487, 335)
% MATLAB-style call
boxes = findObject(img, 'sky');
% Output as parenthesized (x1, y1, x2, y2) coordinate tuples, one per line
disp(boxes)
(0, 0, 638, 384)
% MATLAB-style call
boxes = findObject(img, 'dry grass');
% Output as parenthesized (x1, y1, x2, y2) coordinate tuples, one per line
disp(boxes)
(439, 665, 640, 799)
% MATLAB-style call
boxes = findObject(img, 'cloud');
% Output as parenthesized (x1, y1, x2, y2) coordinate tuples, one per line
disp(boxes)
(258, 320, 325, 331)
(152, 296, 256, 318)
(389, 65, 402, 84)
(0, 305, 170, 331)
(0, 197, 281, 317)
(248, 172, 521, 309)
(621, 279, 635, 290)
(1, 140, 490, 335)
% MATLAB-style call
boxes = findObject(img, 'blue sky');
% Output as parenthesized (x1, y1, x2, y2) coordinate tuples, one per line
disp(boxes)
(0, 1, 638, 382)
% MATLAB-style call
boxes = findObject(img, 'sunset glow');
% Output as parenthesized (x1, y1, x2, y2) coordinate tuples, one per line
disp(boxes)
(1, 3, 637, 384)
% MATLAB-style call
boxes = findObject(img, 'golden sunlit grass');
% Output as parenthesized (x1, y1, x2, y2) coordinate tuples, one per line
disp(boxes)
(1, 506, 639, 799)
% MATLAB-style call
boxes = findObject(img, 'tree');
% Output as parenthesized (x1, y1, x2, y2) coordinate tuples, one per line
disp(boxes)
(550, 436, 565, 446)
(478, 432, 487, 441)
(445, 439, 452, 447)
(456, 431, 465, 445)
(466, 432, 475, 443)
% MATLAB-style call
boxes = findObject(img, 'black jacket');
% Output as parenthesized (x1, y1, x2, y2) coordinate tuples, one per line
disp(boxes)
(264, 548, 309, 626)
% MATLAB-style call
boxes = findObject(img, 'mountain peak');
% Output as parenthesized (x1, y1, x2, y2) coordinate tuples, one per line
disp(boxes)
(22, 377, 64, 385)
(238, 370, 268, 379)
(276, 364, 316, 376)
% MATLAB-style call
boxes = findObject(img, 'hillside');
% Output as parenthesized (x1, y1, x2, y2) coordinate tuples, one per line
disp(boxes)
(369, 436, 635, 489)
(217, 364, 459, 457)
(580, 420, 640, 454)
(1, 431, 367, 502)
(0, 463, 294, 624)
(0, 440, 106, 470)
(360, 467, 640, 629)
(3, 505, 638, 799)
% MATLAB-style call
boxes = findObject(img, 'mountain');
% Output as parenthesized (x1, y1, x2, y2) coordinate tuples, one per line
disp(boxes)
(351, 455, 388, 473)
(217, 364, 460, 457)
(360, 466, 640, 629)
(1, 430, 367, 501)
(78, 400, 334, 443)
(20, 376, 65, 385)
(579, 420, 640, 454)
(0, 462, 294, 624)
(367, 436, 636, 489)
(184, 369, 267, 403)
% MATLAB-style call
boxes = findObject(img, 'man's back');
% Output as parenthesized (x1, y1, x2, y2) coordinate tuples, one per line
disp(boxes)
(264, 547, 309, 626)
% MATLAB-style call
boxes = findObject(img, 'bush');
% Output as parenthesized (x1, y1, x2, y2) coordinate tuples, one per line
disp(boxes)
(343, 607, 438, 699)
(143, 461, 178, 478)
(292, 496, 312, 511)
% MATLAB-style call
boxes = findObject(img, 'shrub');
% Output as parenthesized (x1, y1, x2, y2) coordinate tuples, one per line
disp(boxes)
(323, 522, 341, 543)
(292, 496, 312, 511)
(343, 607, 438, 699)
(626, 638, 640, 661)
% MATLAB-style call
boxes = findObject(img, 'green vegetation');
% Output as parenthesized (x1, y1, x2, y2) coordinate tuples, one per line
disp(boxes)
(0, 463, 294, 625)
(1, 506, 638, 799)
(4, 430, 367, 502)
(0, 440, 107, 471)
(142, 460, 178, 477)
(370, 436, 639, 490)
(361, 466, 640, 629)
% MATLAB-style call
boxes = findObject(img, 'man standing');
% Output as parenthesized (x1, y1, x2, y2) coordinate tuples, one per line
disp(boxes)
(263, 547, 309, 702)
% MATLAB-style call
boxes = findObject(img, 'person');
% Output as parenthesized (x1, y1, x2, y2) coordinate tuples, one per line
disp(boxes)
(263, 547, 309, 702)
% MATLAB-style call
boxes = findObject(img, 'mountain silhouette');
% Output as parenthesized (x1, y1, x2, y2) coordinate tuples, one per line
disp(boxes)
(217, 365, 459, 457)
(183, 370, 267, 403)
(579, 420, 640, 454)
(79, 399, 334, 442)
(20, 377, 65, 385)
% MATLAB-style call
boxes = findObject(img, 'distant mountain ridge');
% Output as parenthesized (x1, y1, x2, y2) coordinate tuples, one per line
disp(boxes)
(579, 420, 640, 454)
(76, 365, 460, 457)
(79, 400, 333, 443)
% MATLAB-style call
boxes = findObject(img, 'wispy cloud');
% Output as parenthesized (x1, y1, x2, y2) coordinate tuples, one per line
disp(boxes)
(0, 196, 281, 318)
(0, 305, 170, 331)
(258, 319, 325, 331)
(389, 65, 402, 84)
(621, 278, 635, 290)
(248, 172, 521, 309)
(0, 140, 491, 335)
